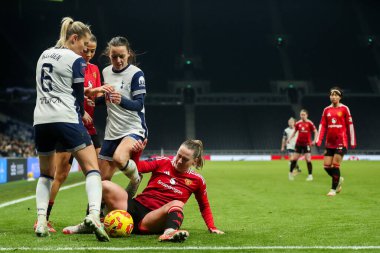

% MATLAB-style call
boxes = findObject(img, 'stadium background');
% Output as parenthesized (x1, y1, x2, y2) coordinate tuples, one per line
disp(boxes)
(1, 0, 380, 163)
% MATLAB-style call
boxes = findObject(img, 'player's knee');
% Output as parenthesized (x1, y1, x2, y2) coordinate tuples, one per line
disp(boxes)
(169, 200, 184, 208)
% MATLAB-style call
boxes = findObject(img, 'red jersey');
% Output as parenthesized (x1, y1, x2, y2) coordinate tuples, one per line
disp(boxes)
(294, 120, 316, 146)
(83, 63, 101, 135)
(316, 103, 356, 149)
(134, 156, 217, 230)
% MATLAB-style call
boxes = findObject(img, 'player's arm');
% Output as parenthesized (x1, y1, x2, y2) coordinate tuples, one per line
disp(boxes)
(311, 122, 318, 145)
(194, 183, 224, 234)
(287, 128, 298, 144)
(72, 58, 86, 116)
(113, 71, 146, 111)
(281, 131, 287, 151)
(346, 107, 356, 148)
(316, 109, 327, 147)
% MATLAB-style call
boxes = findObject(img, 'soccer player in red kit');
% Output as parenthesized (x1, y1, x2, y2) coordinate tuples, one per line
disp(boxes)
(316, 87, 356, 196)
(287, 109, 317, 181)
(101, 139, 224, 242)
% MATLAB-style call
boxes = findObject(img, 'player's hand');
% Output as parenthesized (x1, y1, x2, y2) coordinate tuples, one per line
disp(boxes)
(100, 84, 115, 94)
(109, 92, 121, 104)
(209, 228, 224, 234)
(281, 147, 285, 152)
(85, 96, 95, 107)
(132, 139, 148, 153)
(82, 111, 92, 125)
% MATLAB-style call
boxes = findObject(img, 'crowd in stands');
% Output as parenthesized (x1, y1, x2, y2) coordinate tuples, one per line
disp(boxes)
(0, 119, 35, 158)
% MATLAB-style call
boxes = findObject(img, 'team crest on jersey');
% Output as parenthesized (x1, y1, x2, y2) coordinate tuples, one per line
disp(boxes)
(185, 179, 193, 186)
(170, 178, 176, 185)
(93, 72, 97, 79)
(337, 111, 342, 117)
(138, 76, 145, 86)
(81, 63, 86, 76)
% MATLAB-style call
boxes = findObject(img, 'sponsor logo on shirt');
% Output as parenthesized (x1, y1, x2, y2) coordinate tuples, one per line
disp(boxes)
(170, 178, 176, 185)
(157, 180, 183, 195)
(88, 80, 93, 89)
(332, 118, 337, 124)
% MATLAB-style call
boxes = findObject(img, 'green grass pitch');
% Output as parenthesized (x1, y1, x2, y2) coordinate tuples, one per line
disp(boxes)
(0, 160, 379, 253)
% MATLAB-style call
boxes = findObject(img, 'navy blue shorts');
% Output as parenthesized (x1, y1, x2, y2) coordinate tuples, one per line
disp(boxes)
(34, 122, 92, 155)
(99, 134, 144, 161)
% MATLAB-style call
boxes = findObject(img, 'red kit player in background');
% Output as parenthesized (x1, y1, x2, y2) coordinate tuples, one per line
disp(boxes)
(287, 109, 317, 181)
(101, 139, 224, 242)
(316, 87, 356, 196)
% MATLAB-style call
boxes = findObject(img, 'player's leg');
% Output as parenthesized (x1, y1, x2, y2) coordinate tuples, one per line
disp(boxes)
(331, 153, 344, 193)
(57, 123, 108, 241)
(33, 124, 56, 237)
(138, 200, 188, 242)
(323, 149, 336, 196)
(73, 145, 109, 241)
(45, 151, 72, 231)
(113, 135, 143, 198)
(289, 151, 300, 180)
(305, 151, 313, 181)
(35, 154, 55, 237)
(101, 180, 129, 212)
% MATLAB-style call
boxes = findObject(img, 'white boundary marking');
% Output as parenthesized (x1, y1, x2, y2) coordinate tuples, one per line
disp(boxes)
(0, 181, 85, 209)
(1, 246, 380, 251)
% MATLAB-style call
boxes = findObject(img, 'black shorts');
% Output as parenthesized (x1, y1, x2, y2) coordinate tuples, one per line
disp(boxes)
(91, 134, 101, 149)
(127, 198, 153, 234)
(295, 144, 311, 154)
(324, 147, 347, 157)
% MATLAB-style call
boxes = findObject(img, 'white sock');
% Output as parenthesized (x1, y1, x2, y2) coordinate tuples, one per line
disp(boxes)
(121, 160, 140, 183)
(86, 170, 102, 217)
(36, 176, 53, 222)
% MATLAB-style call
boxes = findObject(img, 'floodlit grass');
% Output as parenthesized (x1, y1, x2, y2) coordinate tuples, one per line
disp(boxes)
(0, 161, 379, 253)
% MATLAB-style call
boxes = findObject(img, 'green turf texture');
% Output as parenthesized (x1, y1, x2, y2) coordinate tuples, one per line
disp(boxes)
(0, 160, 379, 253)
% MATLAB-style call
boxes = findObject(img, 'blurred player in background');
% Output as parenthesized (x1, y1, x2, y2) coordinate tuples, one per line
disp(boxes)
(281, 117, 301, 175)
(37, 34, 114, 233)
(101, 139, 224, 242)
(287, 109, 317, 181)
(33, 17, 109, 241)
(63, 36, 148, 234)
(316, 87, 356, 196)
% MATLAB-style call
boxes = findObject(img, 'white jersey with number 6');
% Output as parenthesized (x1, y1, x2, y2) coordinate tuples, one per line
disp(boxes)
(33, 47, 86, 126)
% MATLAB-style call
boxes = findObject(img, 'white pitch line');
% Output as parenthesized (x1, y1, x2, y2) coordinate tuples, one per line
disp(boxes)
(1, 246, 380, 251)
(0, 181, 85, 209)
(0, 172, 122, 209)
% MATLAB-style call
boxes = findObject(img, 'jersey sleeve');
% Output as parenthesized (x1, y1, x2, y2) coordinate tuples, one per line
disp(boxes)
(94, 65, 102, 88)
(316, 108, 327, 146)
(131, 71, 146, 98)
(134, 157, 166, 174)
(72, 58, 86, 84)
(194, 180, 217, 231)
(345, 107, 356, 148)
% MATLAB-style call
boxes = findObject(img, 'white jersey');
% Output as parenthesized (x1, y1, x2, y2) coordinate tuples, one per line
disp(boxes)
(33, 47, 86, 125)
(283, 127, 297, 150)
(103, 64, 147, 140)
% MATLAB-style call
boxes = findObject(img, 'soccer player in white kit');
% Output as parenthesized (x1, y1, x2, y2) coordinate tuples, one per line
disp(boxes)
(33, 17, 109, 241)
(281, 117, 301, 179)
(62, 36, 147, 234)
